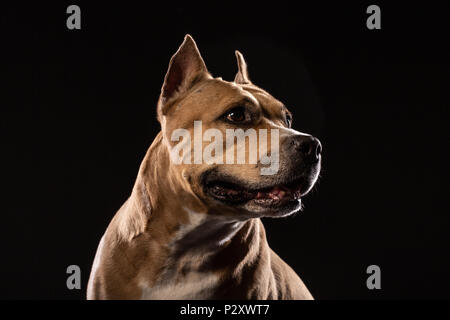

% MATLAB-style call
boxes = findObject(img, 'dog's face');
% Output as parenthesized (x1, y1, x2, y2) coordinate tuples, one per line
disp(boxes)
(157, 36, 321, 219)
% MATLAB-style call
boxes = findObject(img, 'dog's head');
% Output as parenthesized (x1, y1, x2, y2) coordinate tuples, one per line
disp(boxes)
(156, 35, 321, 219)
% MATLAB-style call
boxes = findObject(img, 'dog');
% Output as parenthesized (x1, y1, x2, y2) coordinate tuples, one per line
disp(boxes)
(87, 35, 321, 299)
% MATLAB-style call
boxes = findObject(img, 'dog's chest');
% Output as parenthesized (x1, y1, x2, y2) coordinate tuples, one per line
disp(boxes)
(140, 208, 236, 299)
(140, 269, 220, 299)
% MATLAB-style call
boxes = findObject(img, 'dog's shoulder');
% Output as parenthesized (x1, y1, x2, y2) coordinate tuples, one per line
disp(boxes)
(86, 195, 153, 299)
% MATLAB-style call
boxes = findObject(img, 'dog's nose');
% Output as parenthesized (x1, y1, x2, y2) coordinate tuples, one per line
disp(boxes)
(291, 135, 322, 163)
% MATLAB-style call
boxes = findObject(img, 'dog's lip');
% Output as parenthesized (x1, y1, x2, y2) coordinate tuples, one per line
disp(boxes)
(204, 177, 305, 204)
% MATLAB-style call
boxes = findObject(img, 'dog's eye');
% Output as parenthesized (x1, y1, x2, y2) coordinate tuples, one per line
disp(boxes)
(285, 113, 292, 128)
(225, 107, 250, 123)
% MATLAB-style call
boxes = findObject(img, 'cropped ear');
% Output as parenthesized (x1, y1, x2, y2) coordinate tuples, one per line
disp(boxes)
(158, 35, 210, 117)
(234, 50, 251, 84)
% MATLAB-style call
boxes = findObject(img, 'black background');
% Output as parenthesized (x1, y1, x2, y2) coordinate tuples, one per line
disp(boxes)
(2, 2, 449, 299)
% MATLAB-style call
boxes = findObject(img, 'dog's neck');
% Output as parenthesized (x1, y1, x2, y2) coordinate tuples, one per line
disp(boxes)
(128, 131, 265, 258)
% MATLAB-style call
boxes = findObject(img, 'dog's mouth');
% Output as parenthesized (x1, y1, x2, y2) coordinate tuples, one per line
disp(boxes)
(204, 177, 306, 207)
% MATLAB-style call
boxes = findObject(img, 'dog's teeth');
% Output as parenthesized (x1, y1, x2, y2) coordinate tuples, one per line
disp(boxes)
(271, 187, 281, 195)
(254, 188, 292, 201)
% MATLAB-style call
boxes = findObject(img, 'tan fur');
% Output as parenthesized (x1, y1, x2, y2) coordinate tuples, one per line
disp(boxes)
(87, 35, 314, 300)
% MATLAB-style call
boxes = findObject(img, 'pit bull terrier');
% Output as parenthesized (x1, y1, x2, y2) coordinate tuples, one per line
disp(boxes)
(87, 35, 322, 300)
